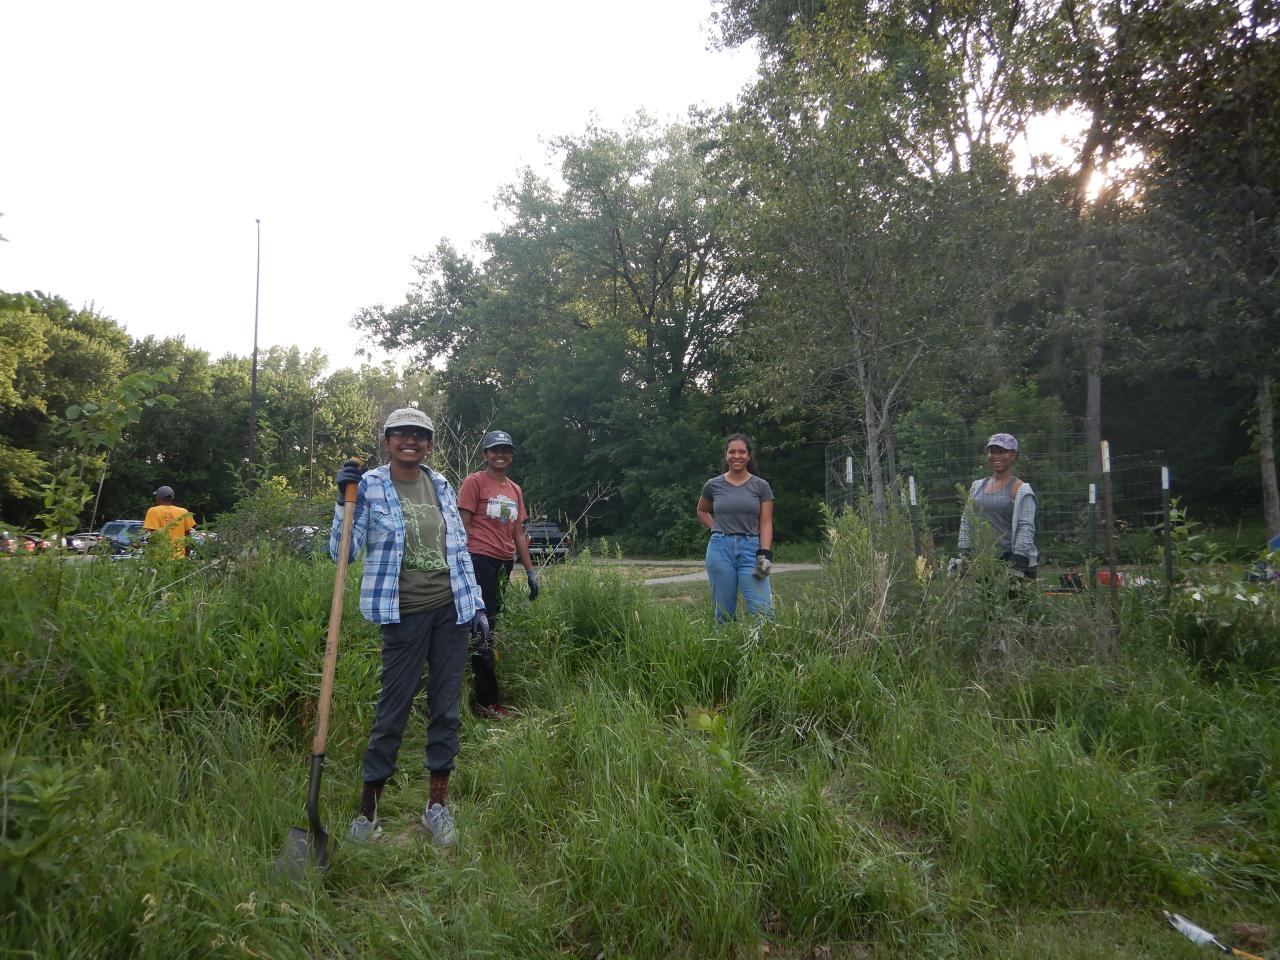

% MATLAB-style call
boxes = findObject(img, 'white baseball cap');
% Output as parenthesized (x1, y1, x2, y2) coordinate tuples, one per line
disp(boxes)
(383, 407, 434, 435)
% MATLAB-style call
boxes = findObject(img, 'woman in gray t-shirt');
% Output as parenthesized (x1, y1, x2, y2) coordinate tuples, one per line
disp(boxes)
(956, 431, 1038, 580)
(696, 433, 775, 622)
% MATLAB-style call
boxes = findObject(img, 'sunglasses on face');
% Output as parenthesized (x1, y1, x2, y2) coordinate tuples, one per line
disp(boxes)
(387, 428, 433, 441)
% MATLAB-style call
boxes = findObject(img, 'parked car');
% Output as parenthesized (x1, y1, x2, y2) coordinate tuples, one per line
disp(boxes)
(0, 530, 29, 556)
(282, 525, 323, 557)
(96, 519, 146, 557)
(69, 532, 100, 553)
(525, 520, 571, 562)
(22, 533, 56, 553)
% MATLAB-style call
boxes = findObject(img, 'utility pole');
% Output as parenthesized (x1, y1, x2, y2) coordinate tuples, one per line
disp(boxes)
(247, 218, 261, 493)
(308, 390, 317, 499)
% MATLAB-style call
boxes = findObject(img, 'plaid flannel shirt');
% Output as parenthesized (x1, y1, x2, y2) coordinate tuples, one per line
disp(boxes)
(330, 463, 484, 625)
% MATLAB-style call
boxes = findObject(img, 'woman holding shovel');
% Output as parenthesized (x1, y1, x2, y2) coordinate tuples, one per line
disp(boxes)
(332, 407, 488, 846)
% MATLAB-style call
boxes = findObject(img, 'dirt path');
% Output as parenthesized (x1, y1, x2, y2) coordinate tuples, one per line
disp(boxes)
(588, 556, 821, 585)
(640, 563, 821, 585)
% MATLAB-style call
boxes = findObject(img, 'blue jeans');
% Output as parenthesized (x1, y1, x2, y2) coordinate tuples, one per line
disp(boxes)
(705, 532, 773, 623)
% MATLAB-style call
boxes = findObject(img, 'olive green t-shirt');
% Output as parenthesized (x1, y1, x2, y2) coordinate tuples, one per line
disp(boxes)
(392, 472, 454, 615)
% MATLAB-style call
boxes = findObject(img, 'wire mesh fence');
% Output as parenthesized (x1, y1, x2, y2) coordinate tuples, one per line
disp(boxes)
(825, 430, 1170, 562)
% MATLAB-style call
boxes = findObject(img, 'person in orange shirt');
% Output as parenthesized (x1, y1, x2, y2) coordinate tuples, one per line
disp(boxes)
(143, 485, 196, 558)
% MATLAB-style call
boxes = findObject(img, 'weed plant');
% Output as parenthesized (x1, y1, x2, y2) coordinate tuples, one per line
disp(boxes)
(2, 512, 1278, 958)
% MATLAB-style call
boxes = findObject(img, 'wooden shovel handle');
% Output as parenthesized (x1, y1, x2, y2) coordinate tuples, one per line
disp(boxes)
(312, 480, 358, 754)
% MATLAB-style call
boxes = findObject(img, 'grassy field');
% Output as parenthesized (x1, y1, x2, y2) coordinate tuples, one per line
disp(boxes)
(2, 519, 1277, 958)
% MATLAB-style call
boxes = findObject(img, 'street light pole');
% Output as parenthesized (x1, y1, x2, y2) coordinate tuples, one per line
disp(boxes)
(248, 218, 261, 494)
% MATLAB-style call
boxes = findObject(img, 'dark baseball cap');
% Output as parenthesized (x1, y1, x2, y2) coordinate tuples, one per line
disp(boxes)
(154, 485, 175, 499)
(482, 430, 516, 450)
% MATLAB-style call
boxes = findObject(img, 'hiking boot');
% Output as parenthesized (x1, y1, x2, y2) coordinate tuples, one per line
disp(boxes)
(422, 803, 456, 846)
(347, 815, 382, 842)
(474, 703, 511, 720)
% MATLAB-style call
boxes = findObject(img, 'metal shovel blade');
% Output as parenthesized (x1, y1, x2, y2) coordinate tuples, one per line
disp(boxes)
(1164, 910, 1223, 949)
(274, 753, 332, 876)
(276, 823, 331, 876)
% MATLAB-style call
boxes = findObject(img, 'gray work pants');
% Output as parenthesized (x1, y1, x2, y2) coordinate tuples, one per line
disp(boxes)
(363, 601, 468, 783)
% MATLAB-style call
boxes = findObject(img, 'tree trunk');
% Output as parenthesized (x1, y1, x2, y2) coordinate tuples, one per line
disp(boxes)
(1085, 333, 1103, 473)
(884, 429, 898, 500)
(1258, 371, 1280, 540)
(1084, 272, 1104, 475)
(863, 398, 886, 521)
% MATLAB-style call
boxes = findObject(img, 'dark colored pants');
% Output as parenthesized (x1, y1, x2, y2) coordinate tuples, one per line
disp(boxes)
(469, 553, 514, 707)
(363, 601, 468, 783)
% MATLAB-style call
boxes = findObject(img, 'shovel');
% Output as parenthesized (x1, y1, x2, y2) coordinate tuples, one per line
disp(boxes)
(276, 479, 358, 875)
(1164, 910, 1266, 960)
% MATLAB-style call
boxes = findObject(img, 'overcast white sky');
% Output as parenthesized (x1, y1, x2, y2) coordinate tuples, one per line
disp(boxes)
(1, 1, 759, 367)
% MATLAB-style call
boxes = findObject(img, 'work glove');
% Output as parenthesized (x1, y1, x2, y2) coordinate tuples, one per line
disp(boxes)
(1009, 554, 1030, 577)
(335, 459, 365, 503)
(753, 549, 773, 579)
(946, 555, 967, 578)
(470, 610, 491, 646)
(527, 569, 540, 601)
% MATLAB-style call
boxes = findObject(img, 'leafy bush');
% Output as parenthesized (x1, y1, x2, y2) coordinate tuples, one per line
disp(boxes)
(0, 754, 92, 904)
(1164, 503, 1280, 670)
(209, 477, 332, 559)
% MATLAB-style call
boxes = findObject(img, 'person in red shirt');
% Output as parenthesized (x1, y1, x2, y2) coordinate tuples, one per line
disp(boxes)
(456, 430, 539, 719)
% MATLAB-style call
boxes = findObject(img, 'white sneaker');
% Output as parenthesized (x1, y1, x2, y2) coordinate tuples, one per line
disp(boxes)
(347, 814, 382, 842)
(422, 803, 456, 846)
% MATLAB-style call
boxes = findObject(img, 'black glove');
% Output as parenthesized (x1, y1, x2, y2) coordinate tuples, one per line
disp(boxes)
(527, 569, 540, 601)
(959, 548, 972, 559)
(335, 459, 364, 503)
(753, 548, 773, 579)
(1010, 554, 1030, 571)
(470, 610, 491, 644)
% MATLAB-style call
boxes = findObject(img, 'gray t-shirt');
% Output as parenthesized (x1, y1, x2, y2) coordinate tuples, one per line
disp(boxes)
(700, 474, 775, 536)
(973, 479, 1016, 553)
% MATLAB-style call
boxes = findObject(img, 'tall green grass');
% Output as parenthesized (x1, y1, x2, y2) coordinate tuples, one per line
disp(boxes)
(2, 518, 1278, 958)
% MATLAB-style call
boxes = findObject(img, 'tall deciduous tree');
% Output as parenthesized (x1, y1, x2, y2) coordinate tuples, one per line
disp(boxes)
(715, 1, 1044, 516)
(0, 291, 129, 515)
(1121, 0, 1280, 536)
(353, 119, 754, 540)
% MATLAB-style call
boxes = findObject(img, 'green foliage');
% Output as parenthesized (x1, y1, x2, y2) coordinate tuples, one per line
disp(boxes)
(0, 754, 91, 903)
(0, 292, 130, 509)
(35, 368, 178, 543)
(209, 476, 332, 559)
(2, 531, 1279, 956)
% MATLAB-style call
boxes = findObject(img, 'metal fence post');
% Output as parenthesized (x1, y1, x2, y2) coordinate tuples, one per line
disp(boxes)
(908, 475, 922, 558)
(1162, 465, 1173, 601)
(1101, 441, 1121, 628)
(1088, 482, 1098, 586)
